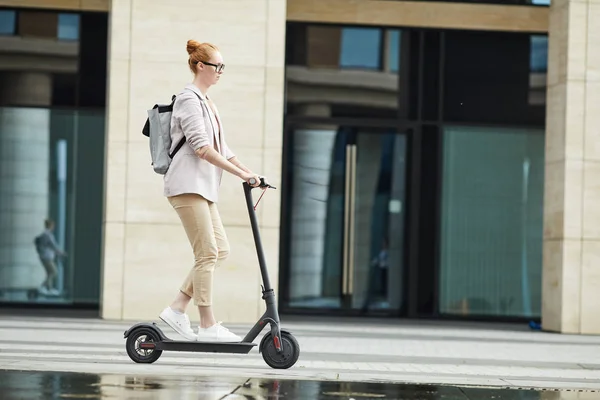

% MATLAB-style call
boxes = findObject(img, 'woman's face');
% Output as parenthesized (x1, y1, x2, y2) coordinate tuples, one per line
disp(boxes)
(199, 51, 224, 86)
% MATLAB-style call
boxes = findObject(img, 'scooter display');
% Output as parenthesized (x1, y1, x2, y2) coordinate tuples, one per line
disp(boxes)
(123, 178, 300, 369)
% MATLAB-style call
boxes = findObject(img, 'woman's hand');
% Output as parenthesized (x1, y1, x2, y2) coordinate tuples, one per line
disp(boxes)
(242, 172, 261, 187)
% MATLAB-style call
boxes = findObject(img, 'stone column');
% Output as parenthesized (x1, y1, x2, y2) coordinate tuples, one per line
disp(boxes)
(542, 0, 600, 334)
(0, 72, 51, 292)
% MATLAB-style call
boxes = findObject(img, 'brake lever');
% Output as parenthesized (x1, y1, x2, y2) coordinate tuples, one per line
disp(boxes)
(261, 177, 276, 190)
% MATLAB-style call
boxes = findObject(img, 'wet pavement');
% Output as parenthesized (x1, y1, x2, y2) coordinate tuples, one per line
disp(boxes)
(0, 370, 597, 400)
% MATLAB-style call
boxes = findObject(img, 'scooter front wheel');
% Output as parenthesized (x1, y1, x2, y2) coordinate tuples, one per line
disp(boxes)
(260, 331, 300, 369)
(125, 326, 162, 364)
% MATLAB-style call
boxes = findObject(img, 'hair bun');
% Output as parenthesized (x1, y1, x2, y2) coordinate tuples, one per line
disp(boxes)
(186, 39, 201, 55)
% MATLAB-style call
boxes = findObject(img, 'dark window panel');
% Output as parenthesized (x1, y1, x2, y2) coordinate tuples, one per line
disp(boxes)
(421, 31, 442, 122)
(406, 30, 420, 121)
(18, 10, 57, 38)
(77, 12, 108, 108)
(443, 30, 546, 126)
(52, 73, 78, 107)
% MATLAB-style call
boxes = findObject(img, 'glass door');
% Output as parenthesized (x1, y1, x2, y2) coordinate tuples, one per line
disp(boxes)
(283, 124, 408, 316)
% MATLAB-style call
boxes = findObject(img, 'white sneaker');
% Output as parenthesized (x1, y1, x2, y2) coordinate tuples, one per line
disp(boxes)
(196, 322, 242, 343)
(159, 307, 197, 341)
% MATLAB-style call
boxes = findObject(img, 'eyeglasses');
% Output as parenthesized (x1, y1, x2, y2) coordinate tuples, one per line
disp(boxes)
(201, 61, 225, 73)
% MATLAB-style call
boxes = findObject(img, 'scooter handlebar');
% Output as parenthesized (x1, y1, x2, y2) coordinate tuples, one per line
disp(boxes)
(247, 176, 276, 190)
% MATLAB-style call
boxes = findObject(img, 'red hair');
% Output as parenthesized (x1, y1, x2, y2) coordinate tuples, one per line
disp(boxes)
(187, 40, 219, 74)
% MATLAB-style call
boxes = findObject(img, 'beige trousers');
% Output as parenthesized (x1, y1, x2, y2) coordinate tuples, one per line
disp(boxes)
(168, 193, 230, 306)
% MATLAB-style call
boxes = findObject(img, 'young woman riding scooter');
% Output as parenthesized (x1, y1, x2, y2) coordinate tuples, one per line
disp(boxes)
(158, 39, 263, 342)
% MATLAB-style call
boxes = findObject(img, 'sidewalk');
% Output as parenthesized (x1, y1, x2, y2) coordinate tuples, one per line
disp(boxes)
(1, 315, 600, 391)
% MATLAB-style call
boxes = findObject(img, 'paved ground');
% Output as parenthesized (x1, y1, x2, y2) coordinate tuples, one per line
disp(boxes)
(0, 369, 579, 400)
(1, 315, 600, 392)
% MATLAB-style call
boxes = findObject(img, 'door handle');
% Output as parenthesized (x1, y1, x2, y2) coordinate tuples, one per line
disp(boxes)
(342, 144, 357, 295)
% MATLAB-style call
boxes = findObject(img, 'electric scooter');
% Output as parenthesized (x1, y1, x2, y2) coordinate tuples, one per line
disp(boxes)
(123, 178, 300, 369)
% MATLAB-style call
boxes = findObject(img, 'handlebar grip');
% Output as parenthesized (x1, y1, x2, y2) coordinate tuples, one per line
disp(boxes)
(247, 177, 276, 189)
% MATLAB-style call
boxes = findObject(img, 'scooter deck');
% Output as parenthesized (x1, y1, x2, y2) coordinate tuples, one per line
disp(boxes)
(140, 339, 256, 354)
(126, 322, 258, 354)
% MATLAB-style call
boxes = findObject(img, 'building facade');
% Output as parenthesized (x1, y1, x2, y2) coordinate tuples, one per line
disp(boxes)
(0, 0, 597, 334)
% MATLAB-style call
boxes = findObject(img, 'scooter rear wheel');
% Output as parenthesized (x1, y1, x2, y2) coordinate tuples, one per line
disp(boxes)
(125, 327, 162, 364)
(260, 331, 300, 369)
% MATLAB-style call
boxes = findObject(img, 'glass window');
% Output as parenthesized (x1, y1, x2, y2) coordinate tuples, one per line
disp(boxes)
(284, 125, 407, 314)
(443, 30, 547, 125)
(0, 107, 105, 305)
(0, 10, 107, 306)
(386, 30, 401, 73)
(285, 23, 403, 120)
(528, 35, 548, 107)
(530, 35, 548, 72)
(57, 13, 80, 40)
(17, 10, 57, 38)
(439, 125, 545, 318)
(283, 23, 549, 321)
(340, 27, 382, 70)
(0, 10, 16, 35)
(0, 11, 107, 108)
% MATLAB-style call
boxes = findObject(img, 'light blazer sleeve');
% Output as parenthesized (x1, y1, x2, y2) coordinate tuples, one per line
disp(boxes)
(174, 93, 210, 151)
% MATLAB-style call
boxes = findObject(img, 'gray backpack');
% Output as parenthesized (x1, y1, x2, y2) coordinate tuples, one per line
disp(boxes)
(142, 94, 186, 174)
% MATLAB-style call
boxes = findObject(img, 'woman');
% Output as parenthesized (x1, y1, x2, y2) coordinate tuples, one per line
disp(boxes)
(159, 39, 262, 342)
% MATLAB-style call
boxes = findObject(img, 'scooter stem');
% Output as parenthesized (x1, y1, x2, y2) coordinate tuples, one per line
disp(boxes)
(243, 181, 272, 292)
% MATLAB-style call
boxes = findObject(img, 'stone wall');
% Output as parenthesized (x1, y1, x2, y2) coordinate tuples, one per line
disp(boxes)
(101, 0, 286, 323)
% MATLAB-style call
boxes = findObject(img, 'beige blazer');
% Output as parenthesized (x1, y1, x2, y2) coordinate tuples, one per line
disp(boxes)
(163, 84, 235, 203)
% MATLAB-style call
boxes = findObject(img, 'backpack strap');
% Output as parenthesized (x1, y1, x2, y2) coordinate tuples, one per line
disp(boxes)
(168, 93, 187, 159)
(169, 137, 186, 158)
(169, 88, 206, 158)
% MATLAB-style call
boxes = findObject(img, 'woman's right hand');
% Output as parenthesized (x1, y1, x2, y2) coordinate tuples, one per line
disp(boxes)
(243, 172, 261, 187)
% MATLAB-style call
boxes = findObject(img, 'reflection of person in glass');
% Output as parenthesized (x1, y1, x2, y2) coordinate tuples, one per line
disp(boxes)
(34, 219, 67, 295)
(362, 237, 388, 312)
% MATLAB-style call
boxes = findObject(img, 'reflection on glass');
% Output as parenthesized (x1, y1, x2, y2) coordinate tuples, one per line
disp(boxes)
(529, 35, 548, 106)
(387, 30, 401, 73)
(285, 24, 402, 120)
(0, 8, 106, 306)
(58, 13, 80, 41)
(439, 125, 544, 318)
(443, 30, 547, 124)
(530, 36, 548, 72)
(340, 27, 382, 70)
(0, 369, 573, 399)
(0, 9, 82, 108)
(286, 126, 406, 313)
(0, 10, 16, 35)
(287, 128, 341, 308)
(354, 133, 406, 312)
(0, 107, 105, 305)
